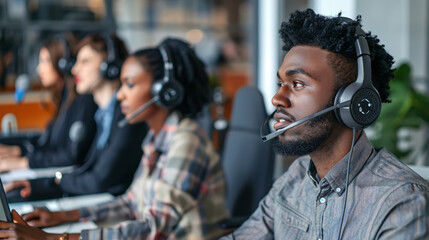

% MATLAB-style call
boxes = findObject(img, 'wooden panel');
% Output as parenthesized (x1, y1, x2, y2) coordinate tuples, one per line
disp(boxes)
(0, 102, 55, 131)
(218, 67, 251, 120)
(211, 67, 251, 151)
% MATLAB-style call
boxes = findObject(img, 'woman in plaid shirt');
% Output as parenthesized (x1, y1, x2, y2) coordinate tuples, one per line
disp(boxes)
(0, 38, 229, 240)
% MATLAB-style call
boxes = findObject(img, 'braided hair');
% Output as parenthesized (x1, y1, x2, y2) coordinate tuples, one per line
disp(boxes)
(131, 38, 210, 117)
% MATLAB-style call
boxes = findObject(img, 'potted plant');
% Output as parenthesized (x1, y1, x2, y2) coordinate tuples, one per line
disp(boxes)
(370, 63, 429, 164)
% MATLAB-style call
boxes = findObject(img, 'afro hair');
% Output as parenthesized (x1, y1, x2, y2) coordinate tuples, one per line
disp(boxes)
(279, 8, 395, 103)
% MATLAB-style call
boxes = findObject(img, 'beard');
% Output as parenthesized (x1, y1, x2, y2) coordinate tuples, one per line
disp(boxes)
(271, 103, 336, 156)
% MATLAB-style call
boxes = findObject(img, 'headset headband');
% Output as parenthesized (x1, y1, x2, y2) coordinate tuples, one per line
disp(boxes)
(158, 45, 174, 82)
(104, 34, 116, 62)
(333, 16, 381, 129)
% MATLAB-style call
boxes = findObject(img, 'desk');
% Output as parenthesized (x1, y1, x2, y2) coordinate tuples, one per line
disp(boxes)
(10, 193, 114, 233)
(0, 166, 75, 183)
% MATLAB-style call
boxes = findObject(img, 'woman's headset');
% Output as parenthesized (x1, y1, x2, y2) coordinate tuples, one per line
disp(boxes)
(57, 35, 75, 76)
(151, 44, 184, 108)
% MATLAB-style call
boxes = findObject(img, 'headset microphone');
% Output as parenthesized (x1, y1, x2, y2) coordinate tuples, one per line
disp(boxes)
(117, 95, 160, 128)
(260, 101, 350, 142)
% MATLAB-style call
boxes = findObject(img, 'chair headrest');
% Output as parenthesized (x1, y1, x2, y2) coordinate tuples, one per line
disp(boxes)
(229, 86, 268, 132)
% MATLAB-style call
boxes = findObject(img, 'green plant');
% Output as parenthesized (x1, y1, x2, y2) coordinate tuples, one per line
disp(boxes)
(370, 63, 429, 160)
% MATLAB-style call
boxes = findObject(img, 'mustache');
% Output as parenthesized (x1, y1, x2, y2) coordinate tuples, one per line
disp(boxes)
(275, 108, 296, 122)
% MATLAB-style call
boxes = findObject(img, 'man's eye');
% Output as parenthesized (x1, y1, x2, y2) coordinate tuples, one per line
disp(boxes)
(293, 81, 304, 88)
(126, 82, 135, 88)
(277, 82, 285, 88)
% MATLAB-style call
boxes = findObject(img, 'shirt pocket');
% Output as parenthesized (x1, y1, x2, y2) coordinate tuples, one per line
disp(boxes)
(274, 197, 311, 239)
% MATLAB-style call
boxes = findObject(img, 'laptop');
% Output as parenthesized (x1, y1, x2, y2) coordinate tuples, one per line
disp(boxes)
(0, 177, 13, 222)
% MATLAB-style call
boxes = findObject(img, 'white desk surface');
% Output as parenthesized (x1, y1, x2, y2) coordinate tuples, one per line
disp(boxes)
(0, 166, 75, 183)
(10, 193, 114, 233)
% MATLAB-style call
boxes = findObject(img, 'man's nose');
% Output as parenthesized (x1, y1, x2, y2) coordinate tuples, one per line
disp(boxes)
(272, 85, 292, 108)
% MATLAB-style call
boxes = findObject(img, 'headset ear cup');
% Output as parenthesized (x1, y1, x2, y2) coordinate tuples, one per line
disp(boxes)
(58, 57, 75, 76)
(334, 83, 381, 129)
(106, 62, 120, 79)
(58, 57, 68, 74)
(151, 80, 184, 108)
(99, 61, 108, 79)
(334, 85, 348, 126)
(350, 88, 381, 127)
(99, 61, 121, 80)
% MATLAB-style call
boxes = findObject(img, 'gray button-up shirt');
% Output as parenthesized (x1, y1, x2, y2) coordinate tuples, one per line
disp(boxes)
(221, 132, 429, 239)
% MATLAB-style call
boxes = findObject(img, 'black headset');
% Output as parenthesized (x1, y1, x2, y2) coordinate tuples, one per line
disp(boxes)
(57, 35, 75, 76)
(99, 34, 122, 81)
(335, 17, 382, 240)
(150, 44, 184, 108)
(333, 17, 382, 129)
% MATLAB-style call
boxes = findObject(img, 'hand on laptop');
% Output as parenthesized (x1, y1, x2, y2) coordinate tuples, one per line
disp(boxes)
(23, 208, 81, 228)
(0, 210, 54, 240)
(23, 208, 63, 227)
(4, 180, 31, 198)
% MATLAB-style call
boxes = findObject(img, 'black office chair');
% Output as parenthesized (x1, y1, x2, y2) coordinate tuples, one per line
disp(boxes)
(219, 86, 275, 229)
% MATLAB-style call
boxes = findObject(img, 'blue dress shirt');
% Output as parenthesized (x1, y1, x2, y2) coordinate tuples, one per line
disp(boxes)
(94, 93, 116, 149)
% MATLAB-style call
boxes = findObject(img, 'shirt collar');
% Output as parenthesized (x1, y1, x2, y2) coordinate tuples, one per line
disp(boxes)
(94, 92, 117, 123)
(142, 111, 181, 154)
(307, 160, 319, 186)
(306, 131, 375, 195)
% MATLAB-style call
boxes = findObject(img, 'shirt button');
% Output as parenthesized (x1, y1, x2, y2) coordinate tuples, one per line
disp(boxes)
(319, 198, 326, 204)
(336, 187, 342, 193)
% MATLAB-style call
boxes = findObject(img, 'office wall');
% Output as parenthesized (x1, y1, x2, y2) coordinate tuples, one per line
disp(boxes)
(356, 0, 428, 87)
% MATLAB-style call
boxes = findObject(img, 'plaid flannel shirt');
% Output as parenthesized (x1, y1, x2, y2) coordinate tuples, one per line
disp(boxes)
(79, 112, 229, 240)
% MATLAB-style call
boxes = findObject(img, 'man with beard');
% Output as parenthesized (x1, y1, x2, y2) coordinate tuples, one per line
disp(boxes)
(221, 9, 429, 240)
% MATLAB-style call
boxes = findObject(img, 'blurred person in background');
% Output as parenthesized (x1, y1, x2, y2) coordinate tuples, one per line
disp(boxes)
(0, 34, 14, 89)
(4, 33, 148, 202)
(0, 37, 228, 240)
(0, 35, 97, 172)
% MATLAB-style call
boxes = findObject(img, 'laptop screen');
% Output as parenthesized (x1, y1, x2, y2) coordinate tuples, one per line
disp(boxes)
(0, 178, 12, 222)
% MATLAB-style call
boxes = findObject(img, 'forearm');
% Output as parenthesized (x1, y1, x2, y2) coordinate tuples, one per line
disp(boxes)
(69, 233, 81, 240)
(61, 210, 81, 223)
(16, 157, 29, 169)
(0, 156, 28, 172)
